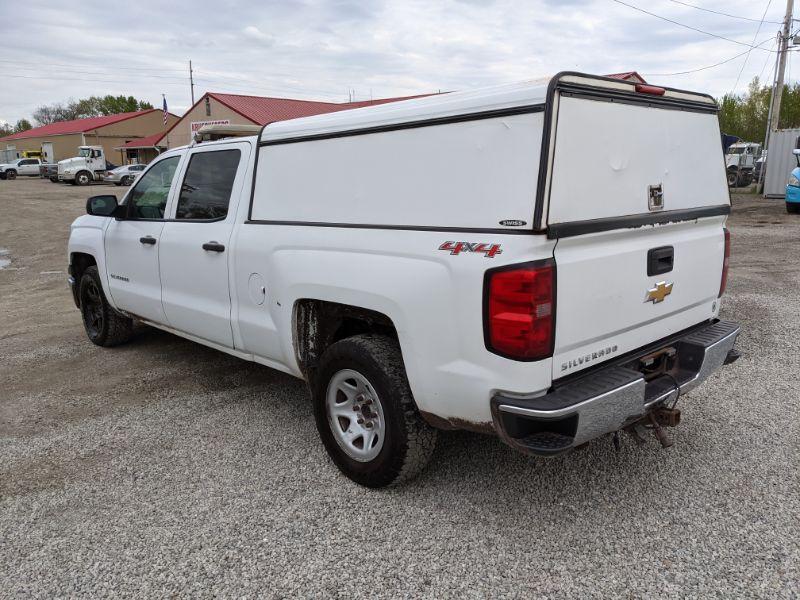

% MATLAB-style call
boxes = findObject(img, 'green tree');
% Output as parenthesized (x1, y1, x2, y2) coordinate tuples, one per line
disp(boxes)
(32, 95, 154, 125)
(717, 76, 800, 142)
(14, 119, 31, 133)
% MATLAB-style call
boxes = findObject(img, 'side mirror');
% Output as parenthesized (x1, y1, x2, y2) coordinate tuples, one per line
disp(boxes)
(793, 149, 800, 156)
(86, 194, 119, 217)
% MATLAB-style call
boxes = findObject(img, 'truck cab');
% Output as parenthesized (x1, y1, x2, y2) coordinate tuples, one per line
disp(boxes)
(725, 142, 761, 187)
(58, 146, 107, 185)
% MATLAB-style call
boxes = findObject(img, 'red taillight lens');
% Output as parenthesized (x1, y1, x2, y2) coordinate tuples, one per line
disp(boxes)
(484, 260, 555, 360)
(719, 227, 730, 297)
(635, 84, 666, 96)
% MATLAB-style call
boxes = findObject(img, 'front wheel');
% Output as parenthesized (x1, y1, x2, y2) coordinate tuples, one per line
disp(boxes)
(313, 334, 437, 488)
(121, 175, 132, 186)
(787, 202, 800, 214)
(79, 266, 133, 347)
(75, 171, 91, 186)
(6, 170, 16, 180)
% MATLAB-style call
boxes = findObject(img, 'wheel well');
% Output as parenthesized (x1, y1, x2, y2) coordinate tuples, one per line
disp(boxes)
(294, 299, 399, 383)
(69, 252, 96, 307)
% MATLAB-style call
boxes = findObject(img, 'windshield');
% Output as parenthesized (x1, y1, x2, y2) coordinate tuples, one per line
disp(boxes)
(78, 148, 92, 158)
(727, 147, 745, 155)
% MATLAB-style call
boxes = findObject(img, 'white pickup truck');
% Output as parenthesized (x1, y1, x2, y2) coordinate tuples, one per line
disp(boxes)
(67, 72, 740, 487)
(0, 157, 43, 179)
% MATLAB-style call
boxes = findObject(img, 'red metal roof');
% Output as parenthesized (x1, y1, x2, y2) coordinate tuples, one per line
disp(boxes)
(120, 132, 168, 149)
(606, 71, 646, 83)
(206, 92, 430, 125)
(0, 109, 161, 141)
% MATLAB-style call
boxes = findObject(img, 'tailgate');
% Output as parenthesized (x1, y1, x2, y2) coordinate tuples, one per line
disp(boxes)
(544, 78, 729, 378)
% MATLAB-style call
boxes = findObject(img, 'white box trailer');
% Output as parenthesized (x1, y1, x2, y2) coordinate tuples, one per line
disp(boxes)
(764, 128, 800, 198)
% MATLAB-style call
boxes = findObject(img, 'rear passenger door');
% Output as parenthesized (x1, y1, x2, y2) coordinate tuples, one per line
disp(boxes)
(158, 142, 251, 348)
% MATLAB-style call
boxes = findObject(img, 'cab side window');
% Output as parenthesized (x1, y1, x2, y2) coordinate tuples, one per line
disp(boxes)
(127, 156, 180, 219)
(175, 150, 241, 221)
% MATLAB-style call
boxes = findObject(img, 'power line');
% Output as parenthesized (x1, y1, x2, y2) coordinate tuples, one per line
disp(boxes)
(665, 0, 783, 25)
(732, 0, 775, 94)
(643, 35, 776, 76)
(0, 57, 187, 73)
(611, 0, 778, 50)
(759, 37, 781, 80)
(2, 73, 189, 86)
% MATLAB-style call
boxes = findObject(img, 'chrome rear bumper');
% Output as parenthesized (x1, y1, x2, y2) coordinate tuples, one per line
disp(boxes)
(491, 320, 740, 456)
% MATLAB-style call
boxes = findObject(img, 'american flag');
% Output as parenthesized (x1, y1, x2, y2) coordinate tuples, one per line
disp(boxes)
(162, 96, 168, 126)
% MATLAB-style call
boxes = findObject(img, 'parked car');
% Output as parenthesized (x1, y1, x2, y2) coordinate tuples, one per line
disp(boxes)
(67, 72, 740, 487)
(786, 149, 800, 213)
(39, 163, 59, 183)
(104, 163, 146, 186)
(0, 158, 42, 179)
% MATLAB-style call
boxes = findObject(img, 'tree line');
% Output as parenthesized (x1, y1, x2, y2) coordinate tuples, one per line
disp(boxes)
(1, 95, 153, 137)
(4, 79, 800, 144)
(717, 77, 800, 143)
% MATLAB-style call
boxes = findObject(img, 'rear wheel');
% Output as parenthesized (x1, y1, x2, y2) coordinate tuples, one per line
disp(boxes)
(79, 266, 133, 347)
(313, 334, 437, 488)
(787, 202, 800, 214)
(75, 171, 91, 186)
(121, 175, 132, 186)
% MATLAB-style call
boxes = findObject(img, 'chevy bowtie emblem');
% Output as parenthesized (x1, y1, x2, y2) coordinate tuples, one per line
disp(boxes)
(645, 281, 673, 304)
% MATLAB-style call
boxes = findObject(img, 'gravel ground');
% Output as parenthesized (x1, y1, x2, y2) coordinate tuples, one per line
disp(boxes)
(1, 179, 798, 598)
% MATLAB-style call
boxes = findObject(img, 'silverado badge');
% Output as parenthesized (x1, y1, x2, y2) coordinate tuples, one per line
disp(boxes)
(645, 281, 673, 304)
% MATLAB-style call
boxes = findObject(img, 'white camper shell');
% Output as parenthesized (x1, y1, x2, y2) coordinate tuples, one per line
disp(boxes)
(68, 72, 739, 486)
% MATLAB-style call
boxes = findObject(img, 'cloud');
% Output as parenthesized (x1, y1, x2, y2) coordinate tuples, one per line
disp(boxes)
(0, 0, 788, 124)
(242, 26, 275, 45)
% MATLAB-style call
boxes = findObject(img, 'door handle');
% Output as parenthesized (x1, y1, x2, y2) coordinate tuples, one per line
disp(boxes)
(647, 246, 674, 276)
(202, 241, 225, 252)
(139, 236, 157, 245)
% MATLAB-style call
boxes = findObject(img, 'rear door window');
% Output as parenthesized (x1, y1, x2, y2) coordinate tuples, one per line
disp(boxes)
(175, 149, 241, 221)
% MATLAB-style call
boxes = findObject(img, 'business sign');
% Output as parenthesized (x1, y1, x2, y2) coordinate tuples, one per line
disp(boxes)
(190, 119, 230, 135)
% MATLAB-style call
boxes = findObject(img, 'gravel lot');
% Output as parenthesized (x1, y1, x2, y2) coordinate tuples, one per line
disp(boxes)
(1, 178, 798, 598)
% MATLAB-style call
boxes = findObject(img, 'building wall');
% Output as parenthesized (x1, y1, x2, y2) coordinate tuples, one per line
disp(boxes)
(83, 111, 180, 165)
(3, 134, 84, 163)
(1, 110, 180, 164)
(163, 97, 256, 149)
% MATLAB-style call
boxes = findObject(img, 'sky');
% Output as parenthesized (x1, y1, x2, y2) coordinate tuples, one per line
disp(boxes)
(0, 0, 792, 125)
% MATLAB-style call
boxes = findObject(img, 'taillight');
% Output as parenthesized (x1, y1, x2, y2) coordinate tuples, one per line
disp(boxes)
(484, 259, 555, 361)
(719, 227, 731, 297)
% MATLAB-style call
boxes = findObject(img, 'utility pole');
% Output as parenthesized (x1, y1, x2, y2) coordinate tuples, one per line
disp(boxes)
(189, 60, 196, 105)
(770, 0, 794, 132)
(760, 0, 793, 192)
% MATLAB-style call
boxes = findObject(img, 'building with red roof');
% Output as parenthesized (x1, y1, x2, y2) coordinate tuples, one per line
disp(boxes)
(0, 109, 180, 165)
(158, 91, 432, 151)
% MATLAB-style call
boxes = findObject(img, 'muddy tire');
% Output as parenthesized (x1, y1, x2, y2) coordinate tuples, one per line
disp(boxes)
(75, 171, 91, 186)
(79, 266, 133, 347)
(312, 334, 437, 488)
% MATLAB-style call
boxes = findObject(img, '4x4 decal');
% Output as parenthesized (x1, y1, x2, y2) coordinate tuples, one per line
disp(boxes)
(438, 241, 503, 258)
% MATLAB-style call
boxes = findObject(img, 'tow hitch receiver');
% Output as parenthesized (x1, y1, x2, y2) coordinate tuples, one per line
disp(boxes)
(624, 407, 681, 449)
